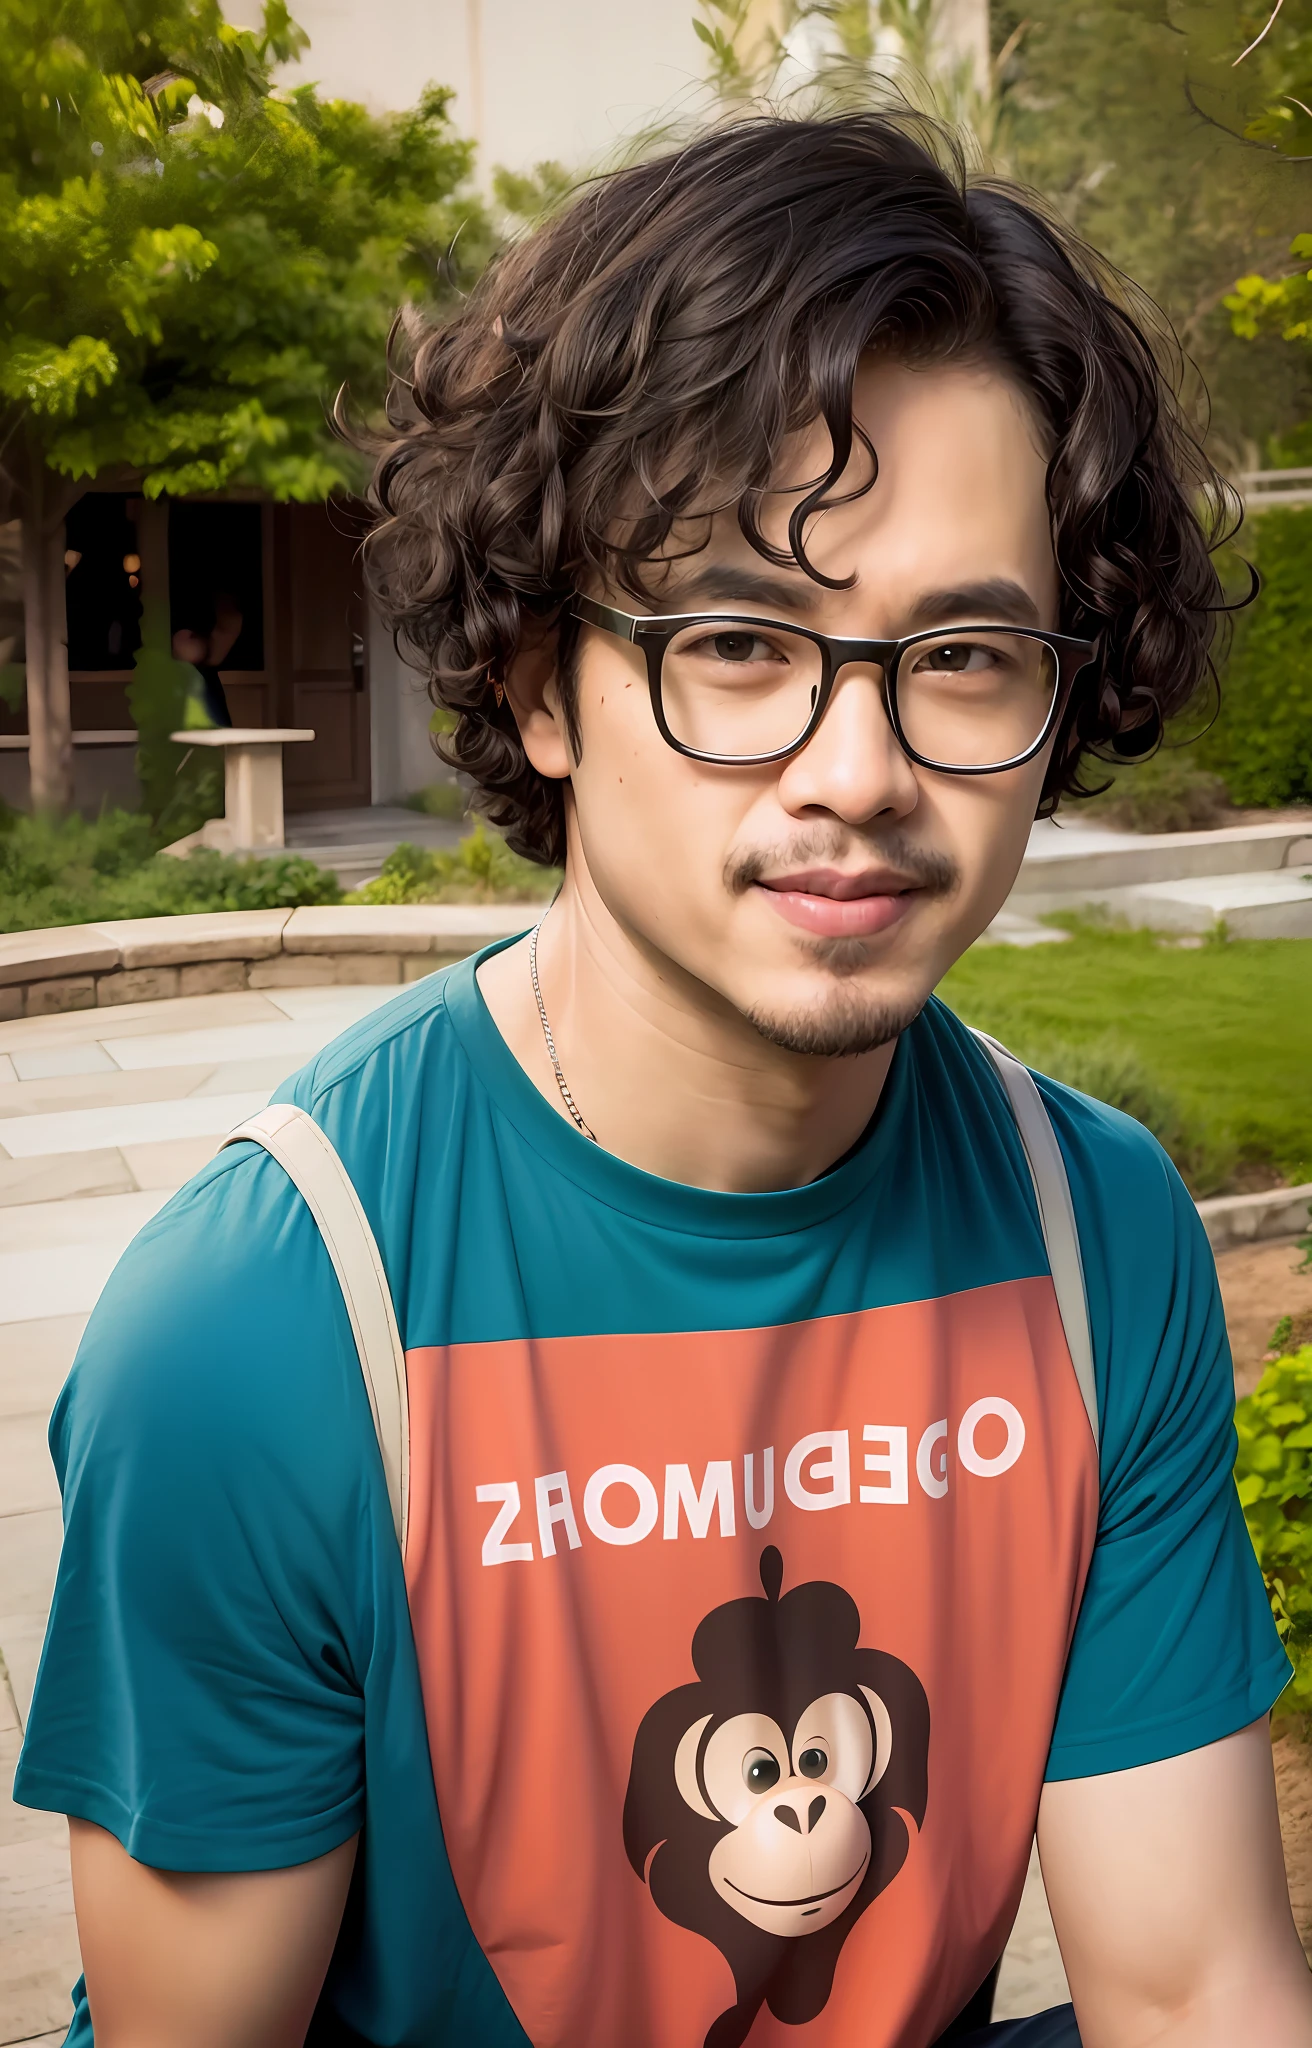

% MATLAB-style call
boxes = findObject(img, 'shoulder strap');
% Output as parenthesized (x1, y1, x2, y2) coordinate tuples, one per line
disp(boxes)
(969, 1030, 1099, 1451)
(222, 1103, 410, 1551)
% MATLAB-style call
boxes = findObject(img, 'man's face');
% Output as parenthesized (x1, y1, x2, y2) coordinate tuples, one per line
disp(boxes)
(536, 358, 1061, 1056)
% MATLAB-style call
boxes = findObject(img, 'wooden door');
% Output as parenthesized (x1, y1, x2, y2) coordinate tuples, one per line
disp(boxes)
(274, 503, 370, 811)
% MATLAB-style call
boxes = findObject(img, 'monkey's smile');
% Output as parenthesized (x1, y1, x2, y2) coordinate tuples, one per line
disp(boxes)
(724, 1848, 870, 1911)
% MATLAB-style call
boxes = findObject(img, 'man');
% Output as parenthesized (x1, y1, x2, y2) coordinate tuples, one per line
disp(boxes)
(16, 112, 1311, 2048)
(171, 585, 243, 727)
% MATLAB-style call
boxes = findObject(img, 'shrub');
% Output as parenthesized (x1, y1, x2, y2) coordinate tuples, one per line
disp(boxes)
(403, 781, 470, 820)
(1077, 749, 1232, 834)
(347, 821, 558, 905)
(0, 806, 340, 932)
(1200, 507, 1312, 808)
(1236, 1347, 1312, 1712)
(1010, 1032, 1237, 1197)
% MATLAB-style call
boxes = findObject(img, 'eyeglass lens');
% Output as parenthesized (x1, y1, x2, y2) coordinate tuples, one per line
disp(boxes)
(658, 622, 1059, 767)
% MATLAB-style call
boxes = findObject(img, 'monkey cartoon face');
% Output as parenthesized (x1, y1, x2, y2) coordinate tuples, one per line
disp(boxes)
(695, 1686, 886, 1935)
(624, 1548, 929, 2048)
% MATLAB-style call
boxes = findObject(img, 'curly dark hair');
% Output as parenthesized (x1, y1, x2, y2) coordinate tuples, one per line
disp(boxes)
(366, 110, 1238, 867)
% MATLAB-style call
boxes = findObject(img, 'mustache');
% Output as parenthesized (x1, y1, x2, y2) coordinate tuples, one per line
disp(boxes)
(724, 826, 960, 899)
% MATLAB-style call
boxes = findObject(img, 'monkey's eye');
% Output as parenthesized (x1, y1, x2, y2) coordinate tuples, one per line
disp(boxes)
(742, 1748, 782, 1794)
(797, 1745, 829, 1779)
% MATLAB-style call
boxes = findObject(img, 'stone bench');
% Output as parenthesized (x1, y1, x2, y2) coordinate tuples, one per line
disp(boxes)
(163, 727, 315, 856)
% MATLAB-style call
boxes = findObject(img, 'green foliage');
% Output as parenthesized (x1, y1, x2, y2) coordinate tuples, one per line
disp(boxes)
(347, 821, 558, 905)
(125, 639, 222, 833)
(403, 781, 469, 820)
(1080, 750, 1234, 834)
(491, 160, 576, 227)
(992, 0, 1312, 468)
(1198, 508, 1312, 807)
(941, 923, 1312, 1189)
(0, 802, 339, 931)
(692, 0, 759, 97)
(0, 0, 491, 509)
(691, 1, 1009, 158)
(1236, 1347, 1312, 1711)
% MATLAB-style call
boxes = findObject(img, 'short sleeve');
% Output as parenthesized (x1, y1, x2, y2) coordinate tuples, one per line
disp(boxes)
(14, 1144, 396, 1871)
(1042, 1083, 1290, 1781)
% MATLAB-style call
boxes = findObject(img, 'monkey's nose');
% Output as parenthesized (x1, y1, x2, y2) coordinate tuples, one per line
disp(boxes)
(773, 1795, 828, 1835)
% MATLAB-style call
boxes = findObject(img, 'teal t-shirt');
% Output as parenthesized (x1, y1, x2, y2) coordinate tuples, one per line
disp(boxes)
(16, 949, 1287, 2048)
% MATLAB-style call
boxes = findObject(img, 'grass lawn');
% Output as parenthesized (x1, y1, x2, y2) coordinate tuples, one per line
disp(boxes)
(940, 925, 1312, 1190)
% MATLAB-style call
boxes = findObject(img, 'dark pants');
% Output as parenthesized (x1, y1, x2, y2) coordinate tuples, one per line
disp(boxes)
(953, 2010, 1080, 2045)
(196, 664, 233, 727)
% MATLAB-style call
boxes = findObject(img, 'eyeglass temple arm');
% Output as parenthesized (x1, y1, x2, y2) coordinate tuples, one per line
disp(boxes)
(570, 595, 638, 642)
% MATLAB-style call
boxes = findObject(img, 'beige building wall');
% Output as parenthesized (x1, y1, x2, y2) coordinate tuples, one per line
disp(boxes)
(228, 0, 713, 177)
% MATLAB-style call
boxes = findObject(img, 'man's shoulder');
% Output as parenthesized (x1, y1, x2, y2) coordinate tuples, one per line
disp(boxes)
(918, 995, 1188, 1234)
(55, 1134, 374, 1507)
(278, 957, 470, 1120)
(54, 958, 493, 1491)
(1030, 1058, 1196, 1257)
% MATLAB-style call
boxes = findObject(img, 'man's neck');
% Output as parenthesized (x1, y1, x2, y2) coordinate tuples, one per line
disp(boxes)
(475, 875, 897, 1195)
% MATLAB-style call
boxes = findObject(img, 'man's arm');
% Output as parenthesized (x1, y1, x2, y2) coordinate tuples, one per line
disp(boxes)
(69, 1821, 357, 2048)
(1039, 1719, 1312, 2046)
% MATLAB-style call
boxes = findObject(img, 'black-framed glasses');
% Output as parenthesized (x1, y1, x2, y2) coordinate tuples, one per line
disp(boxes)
(571, 594, 1097, 774)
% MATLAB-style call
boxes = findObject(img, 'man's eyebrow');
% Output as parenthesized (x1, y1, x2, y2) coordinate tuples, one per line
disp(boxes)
(651, 565, 824, 616)
(902, 579, 1042, 631)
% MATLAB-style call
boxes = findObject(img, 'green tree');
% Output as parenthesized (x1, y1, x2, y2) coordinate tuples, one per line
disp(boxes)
(991, 0, 1312, 470)
(0, 0, 489, 811)
(1222, 1, 1312, 398)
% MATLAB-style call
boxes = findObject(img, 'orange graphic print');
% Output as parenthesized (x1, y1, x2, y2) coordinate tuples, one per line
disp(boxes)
(403, 1278, 1099, 2048)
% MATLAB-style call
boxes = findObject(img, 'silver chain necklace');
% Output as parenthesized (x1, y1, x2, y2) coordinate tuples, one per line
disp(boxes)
(529, 919, 598, 1143)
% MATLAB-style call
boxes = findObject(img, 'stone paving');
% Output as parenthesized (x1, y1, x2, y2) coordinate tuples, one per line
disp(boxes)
(0, 979, 1068, 2041)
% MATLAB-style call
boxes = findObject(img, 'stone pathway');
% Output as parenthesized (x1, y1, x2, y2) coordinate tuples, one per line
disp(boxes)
(0, 979, 1069, 2040)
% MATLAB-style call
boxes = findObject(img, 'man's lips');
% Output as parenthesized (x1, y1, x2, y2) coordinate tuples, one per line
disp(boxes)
(756, 867, 921, 939)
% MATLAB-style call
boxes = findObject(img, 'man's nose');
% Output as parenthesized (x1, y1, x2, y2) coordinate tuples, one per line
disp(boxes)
(773, 1793, 827, 1834)
(776, 664, 920, 824)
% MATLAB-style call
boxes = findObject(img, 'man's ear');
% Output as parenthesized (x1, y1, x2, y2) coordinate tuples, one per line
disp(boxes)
(503, 629, 574, 782)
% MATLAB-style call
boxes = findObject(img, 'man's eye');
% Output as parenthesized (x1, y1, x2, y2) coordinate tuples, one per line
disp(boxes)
(797, 1745, 829, 1779)
(708, 632, 773, 662)
(742, 1748, 782, 1793)
(918, 640, 992, 673)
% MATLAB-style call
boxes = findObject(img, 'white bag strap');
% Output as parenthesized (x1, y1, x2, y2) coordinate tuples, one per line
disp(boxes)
(222, 1103, 410, 1551)
(970, 1030, 1099, 1451)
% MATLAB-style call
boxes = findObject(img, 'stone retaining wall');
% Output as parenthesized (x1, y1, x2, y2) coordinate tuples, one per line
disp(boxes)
(0, 904, 536, 1020)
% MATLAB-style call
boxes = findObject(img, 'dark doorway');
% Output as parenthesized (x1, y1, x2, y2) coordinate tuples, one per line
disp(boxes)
(168, 502, 265, 670)
(64, 494, 142, 671)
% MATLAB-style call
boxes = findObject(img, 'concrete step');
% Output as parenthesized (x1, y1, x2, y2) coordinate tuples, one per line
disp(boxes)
(1029, 866, 1312, 938)
(976, 910, 1070, 948)
(1107, 869, 1312, 937)
(1016, 816, 1312, 896)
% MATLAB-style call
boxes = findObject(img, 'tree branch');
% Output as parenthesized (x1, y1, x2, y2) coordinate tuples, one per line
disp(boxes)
(1233, 0, 1285, 68)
